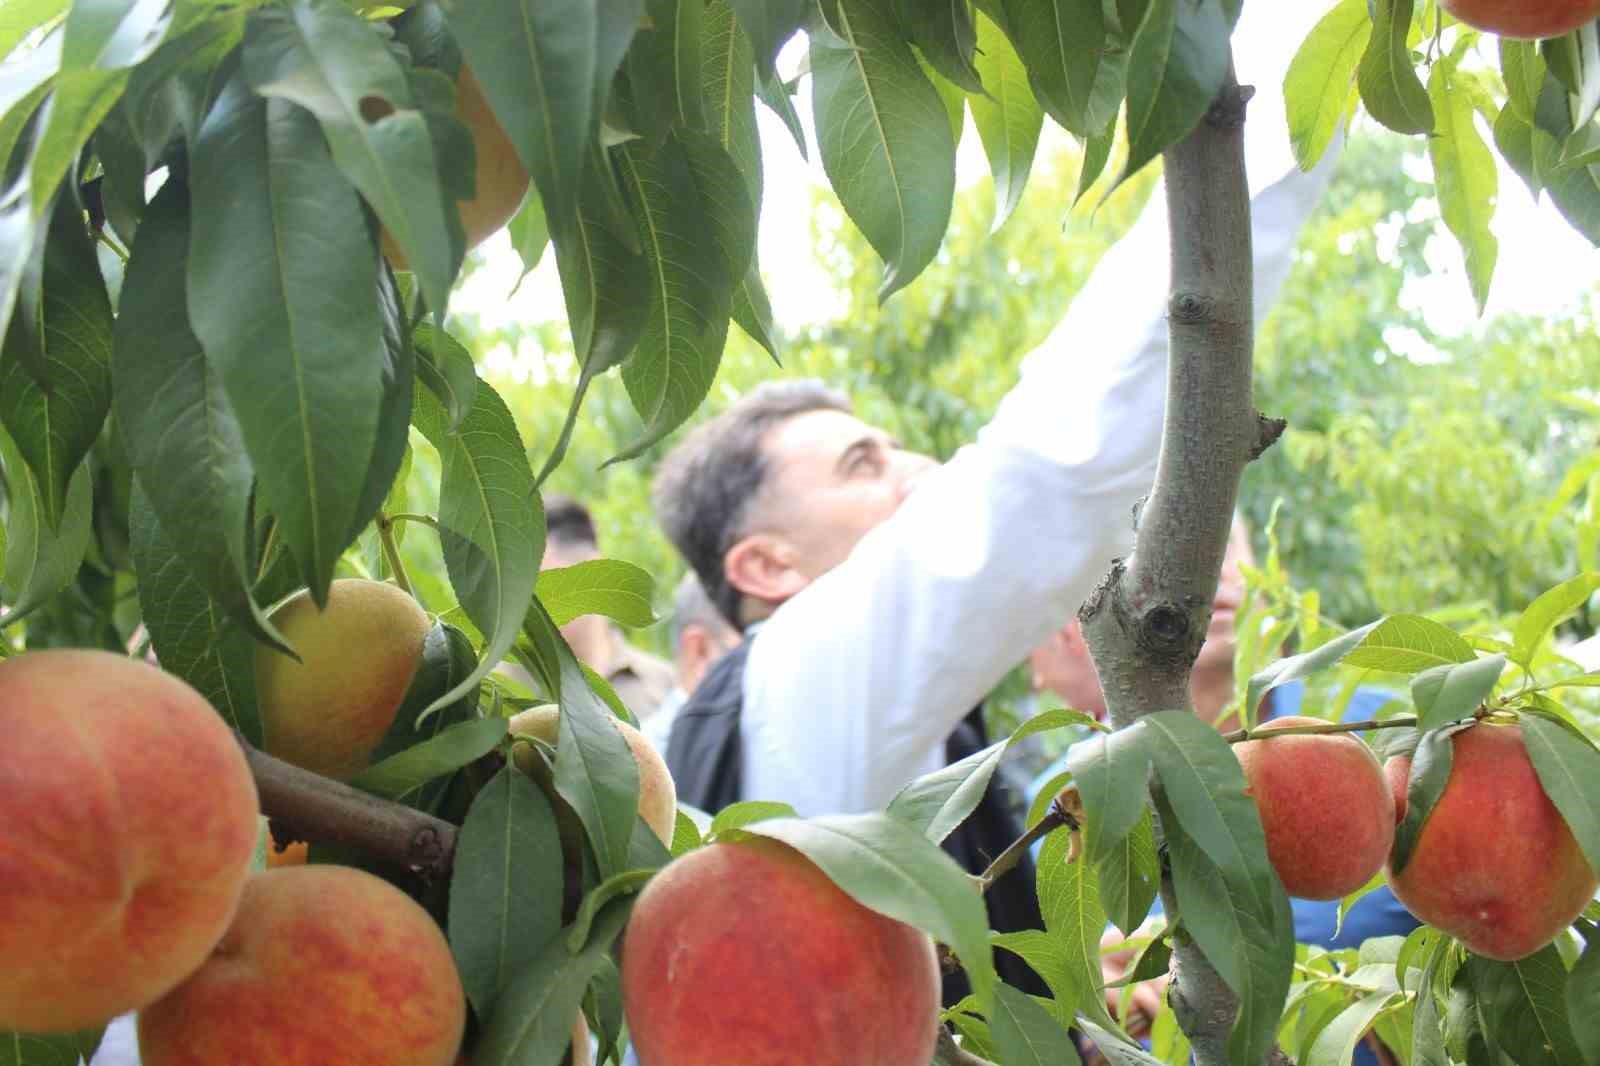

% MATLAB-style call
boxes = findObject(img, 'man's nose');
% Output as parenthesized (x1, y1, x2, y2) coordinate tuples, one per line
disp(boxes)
(893, 450, 939, 500)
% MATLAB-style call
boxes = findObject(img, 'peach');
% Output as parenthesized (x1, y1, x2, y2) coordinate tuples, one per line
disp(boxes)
(1234, 716, 1396, 899)
(1386, 722, 1598, 960)
(257, 579, 429, 780)
(508, 705, 677, 846)
(138, 865, 465, 1065)
(1442, 0, 1600, 39)
(0, 650, 259, 1032)
(620, 838, 941, 1065)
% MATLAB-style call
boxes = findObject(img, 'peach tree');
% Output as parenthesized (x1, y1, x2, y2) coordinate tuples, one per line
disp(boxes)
(0, 0, 1598, 1064)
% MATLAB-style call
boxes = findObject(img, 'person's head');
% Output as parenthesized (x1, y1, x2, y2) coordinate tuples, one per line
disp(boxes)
(652, 380, 938, 627)
(1028, 516, 1257, 721)
(669, 573, 742, 695)
(543, 494, 601, 570)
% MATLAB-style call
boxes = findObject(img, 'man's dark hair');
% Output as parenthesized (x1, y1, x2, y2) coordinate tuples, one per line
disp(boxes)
(544, 493, 598, 551)
(652, 379, 851, 627)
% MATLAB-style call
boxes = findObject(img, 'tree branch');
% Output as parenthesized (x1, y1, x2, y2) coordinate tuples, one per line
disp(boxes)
(1219, 715, 1419, 744)
(977, 807, 1067, 892)
(240, 734, 459, 882)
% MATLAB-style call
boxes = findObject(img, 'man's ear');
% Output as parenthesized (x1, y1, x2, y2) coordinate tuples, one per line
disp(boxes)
(724, 533, 809, 614)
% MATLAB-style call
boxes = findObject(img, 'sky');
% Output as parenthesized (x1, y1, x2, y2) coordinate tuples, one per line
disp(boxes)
(455, 3, 1600, 373)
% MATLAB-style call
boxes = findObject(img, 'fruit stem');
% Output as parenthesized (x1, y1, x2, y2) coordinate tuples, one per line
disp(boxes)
(976, 805, 1069, 893)
(1219, 715, 1420, 744)
(376, 511, 415, 598)
(932, 1026, 996, 1066)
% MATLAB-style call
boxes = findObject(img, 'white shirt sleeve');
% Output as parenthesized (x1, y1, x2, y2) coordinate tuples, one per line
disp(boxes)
(737, 135, 1340, 817)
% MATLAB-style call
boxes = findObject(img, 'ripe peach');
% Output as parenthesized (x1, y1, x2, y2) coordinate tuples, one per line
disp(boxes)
(1386, 722, 1598, 960)
(1442, 0, 1600, 39)
(138, 865, 465, 1065)
(0, 650, 259, 1033)
(620, 838, 941, 1065)
(508, 705, 678, 846)
(257, 579, 429, 780)
(1234, 716, 1396, 900)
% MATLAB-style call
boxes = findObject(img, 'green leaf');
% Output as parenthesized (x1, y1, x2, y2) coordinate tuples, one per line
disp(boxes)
(899, 0, 983, 95)
(113, 179, 287, 653)
(370, 621, 482, 783)
(448, 766, 564, 1019)
(1122, 0, 1231, 182)
(1076, 1017, 1167, 1066)
(411, 377, 544, 718)
(746, 813, 997, 1010)
(1306, 991, 1400, 1066)
(727, 0, 807, 82)
(613, 129, 742, 459)
(755, 64, 806, 158)
(522, 602, 642, 878)
(1515, 574, 1600, 667)
(128, 480, 261, 742)
(991, 927, 1076, 1003)
(627, 0, 706, 135)
(992, 982, 1084, 1066)
(0, 0, 66, 60)
(1036, 827, 1119, 1030)
(709, 799, 798, 836)
(886, 737, 1007, 844)
(242, 0, 462, 319)
(1410, 654, 1505, 732)
(1427, 57, 1498, 315)
(1067, 720, 1154, 864)
(1390, 723, 1470, 878)
(347, 263, 414, 546)
(811, 0, 955, 301)
(968, 9, 1042, 233)
(1356, 0, 1433, 135)
(0, 423, 90, 626)
(0, 190, 111, 530)
(1096, 807, 1160, 937)
(507, 186, 548, 288)
(998, 0, 1120, 139)
(1568, 928, 1600, 1066)
(474, 898, 633, 1066)
(444, 0, 598, 236)
(28, 0, 174, 216)
(1144, 711, 1294, 1066)
(1521, 713, 1600, 877)
(1283, 0, 1371, 170)
(1468, 946, 1584, 1066)
(188, 79, 384, 604)
(567, 868, 656, 951)
(536, 558, 657, 629)
(1547, 161, 1600, 244)
(1411, 934, 1451, 1066)
(0, 1028, 100, 1066)
(1248, 619, 1385, 715)
(669, 807, 704, 856)
(412, 321, 479, 433)
(351, 715, 508, 803)
(1342, 615, 1477, 674)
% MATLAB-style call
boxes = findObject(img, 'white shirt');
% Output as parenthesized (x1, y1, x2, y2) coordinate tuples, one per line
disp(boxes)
(737, 133, 1338, 818)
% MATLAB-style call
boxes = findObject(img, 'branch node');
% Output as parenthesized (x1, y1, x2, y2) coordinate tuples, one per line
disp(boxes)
(1204, 81, 1254, 129)
(1250, 412, 1288, 459)
(1168, 290, 1213, 325)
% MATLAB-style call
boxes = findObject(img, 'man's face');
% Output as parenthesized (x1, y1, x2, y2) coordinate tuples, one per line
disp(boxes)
(751, 408, 938, 582)
(1193, 523, 1256, 673)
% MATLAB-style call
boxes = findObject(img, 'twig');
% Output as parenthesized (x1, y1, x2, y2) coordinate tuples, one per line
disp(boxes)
(931, 1027, 996, 1066)
(1219, 715, 1419, 744)
(977, 807, 1067, 892)
(239, 734, 459, 882)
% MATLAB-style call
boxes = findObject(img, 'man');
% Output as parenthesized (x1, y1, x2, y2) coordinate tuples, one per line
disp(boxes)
(1026, 520, 1418, 1066)
(540, 495, 676, 722)
(651, 124, 1339, 1005)
(642, 573, 743, 754)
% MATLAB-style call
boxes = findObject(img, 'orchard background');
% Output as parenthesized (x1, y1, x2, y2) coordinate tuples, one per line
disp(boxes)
(1, 0, 1599, 1064)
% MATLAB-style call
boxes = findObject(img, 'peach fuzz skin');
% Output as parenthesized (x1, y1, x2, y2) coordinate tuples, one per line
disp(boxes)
(1234, 715, 1396, 900)
(1386, 722, 1598, 961)
(620, 837, 941, 1066)
(138, 865, 465, 1066)
(0, 650, 259, 1033)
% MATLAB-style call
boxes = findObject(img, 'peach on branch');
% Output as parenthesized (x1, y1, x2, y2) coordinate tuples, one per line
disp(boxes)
(1385, 721, 1598, 961)
(620, 837, 941, 1066)
(256, 578, 429, 781)
(137, 865, 465, 1065)
(0, 650, 259, 1033)
(1233, 715, 1396, 900)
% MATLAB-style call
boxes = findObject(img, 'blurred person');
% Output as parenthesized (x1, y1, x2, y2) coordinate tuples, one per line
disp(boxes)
(649, 124, 1339, 1007)
(540, 495, 676, 721)
(1026, 519, 1417, 1066)
(642, 573, 744, 753)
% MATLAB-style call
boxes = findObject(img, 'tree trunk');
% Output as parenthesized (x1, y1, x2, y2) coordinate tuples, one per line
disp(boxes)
(1078, 58, 1282, 1066)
